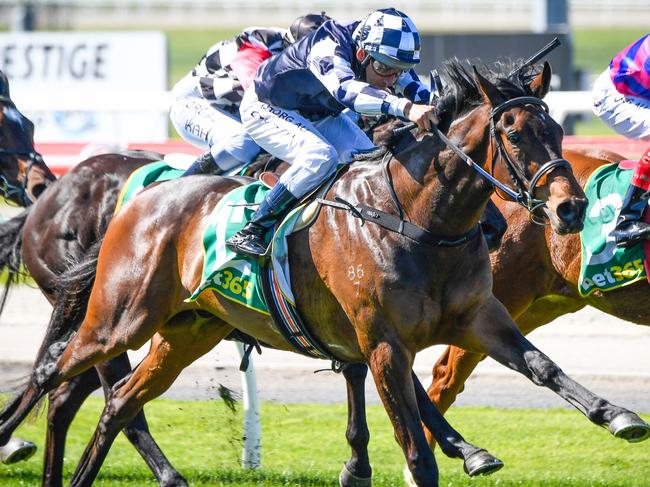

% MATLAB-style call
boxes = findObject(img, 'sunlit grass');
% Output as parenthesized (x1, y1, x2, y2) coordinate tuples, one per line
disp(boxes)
(1, 397, 648, 486)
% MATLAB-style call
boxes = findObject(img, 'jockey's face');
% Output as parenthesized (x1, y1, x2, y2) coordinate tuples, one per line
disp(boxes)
(356, 49, 401, 90)
(365, 62, 401, 90)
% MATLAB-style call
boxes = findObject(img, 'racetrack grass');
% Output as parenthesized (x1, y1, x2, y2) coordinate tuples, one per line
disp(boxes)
(1, 397, 648, 486)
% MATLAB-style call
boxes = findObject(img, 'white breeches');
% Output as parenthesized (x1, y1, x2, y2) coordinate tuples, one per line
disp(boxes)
(592, 69, 650, 142)
(239, 88, 375, 198)
(170, 76, 261, 171)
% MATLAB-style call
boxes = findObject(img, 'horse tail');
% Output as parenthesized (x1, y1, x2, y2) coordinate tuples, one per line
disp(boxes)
(3, 235, 104, 421)
(0, 209, 29, 316)
(50, 236, 103, 339)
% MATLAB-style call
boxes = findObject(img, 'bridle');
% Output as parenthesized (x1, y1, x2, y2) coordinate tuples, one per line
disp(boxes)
(488, 95, 572, 220)
(0, 93, 45, 207)
(380, 93, 574, 240)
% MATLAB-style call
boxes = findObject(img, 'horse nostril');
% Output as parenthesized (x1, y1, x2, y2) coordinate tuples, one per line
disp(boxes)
(30, 183, 47, 199)
(556, 199, 587, 226)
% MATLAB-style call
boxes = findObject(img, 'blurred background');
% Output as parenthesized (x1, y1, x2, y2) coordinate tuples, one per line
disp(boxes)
(0, 0, 648, 173)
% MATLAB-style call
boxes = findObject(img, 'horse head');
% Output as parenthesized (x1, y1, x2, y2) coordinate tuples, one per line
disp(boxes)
(473, 61, 587, 234)
(0, 71, 56, 206)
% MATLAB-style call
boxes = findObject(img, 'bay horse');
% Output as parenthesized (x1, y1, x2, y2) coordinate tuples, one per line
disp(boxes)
(4, 60, 644, 487)
(0, 70, 500, 487)
(0, 70, 188, 486)
(425, 145, 650, 433)
(0, 151, 193, 486)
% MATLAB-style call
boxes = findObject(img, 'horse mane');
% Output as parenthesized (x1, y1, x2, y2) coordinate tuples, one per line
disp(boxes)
(436, 58, 542, 133)
(0, 70, 9, 97)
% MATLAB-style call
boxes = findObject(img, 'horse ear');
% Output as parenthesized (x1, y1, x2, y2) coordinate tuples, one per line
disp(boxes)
(529, 61, 552, 99)
(472, 66, 504, 108)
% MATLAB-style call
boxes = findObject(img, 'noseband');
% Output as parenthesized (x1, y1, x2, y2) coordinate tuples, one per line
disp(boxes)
(0, 94, 44, 206)
(489, 96, 572, 217)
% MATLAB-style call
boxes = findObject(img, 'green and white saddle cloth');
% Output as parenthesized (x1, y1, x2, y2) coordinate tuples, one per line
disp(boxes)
(114, 162, 309, 316)
(579, 162, 646, 296)
(188, 181, 307, 315)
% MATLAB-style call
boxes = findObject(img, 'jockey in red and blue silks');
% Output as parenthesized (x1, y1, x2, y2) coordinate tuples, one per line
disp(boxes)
(170, 13, 330, 177)
(592, 33, 650, 247)
(226, 8, 437, 259)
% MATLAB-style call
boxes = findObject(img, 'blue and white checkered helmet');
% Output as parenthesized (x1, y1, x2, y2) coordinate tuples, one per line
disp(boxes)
(353, 8, 421, 70)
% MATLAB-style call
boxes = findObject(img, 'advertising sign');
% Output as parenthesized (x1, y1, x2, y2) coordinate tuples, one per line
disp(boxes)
(0, 31, 168, 142)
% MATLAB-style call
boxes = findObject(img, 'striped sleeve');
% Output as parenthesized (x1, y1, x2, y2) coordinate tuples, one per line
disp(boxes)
(307, 37, 410, 118)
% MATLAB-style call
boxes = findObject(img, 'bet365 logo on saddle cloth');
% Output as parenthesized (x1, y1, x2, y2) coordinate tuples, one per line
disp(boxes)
(579, 162, 646, 296)
(188, 182, 270, 314)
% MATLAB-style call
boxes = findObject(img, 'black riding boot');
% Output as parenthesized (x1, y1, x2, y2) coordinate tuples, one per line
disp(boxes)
(226, 183, 298, 259)
(181, 151, 224, 177)
(612, 183, 650, 248)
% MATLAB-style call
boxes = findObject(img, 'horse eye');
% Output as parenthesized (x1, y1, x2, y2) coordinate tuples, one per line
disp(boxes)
(506, 131, 520, 144)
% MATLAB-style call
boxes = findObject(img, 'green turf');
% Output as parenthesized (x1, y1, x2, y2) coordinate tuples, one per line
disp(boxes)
(1, 397, 648, 486)
(573, 28, 649, 75)
(166, 28, 240, 86)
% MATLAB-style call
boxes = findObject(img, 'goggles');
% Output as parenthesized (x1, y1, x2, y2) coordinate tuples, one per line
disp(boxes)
(369, 58, 406, 77)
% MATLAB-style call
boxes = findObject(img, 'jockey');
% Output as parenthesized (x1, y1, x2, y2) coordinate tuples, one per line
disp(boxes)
(170, 12, 330, 177)
(592, 34, 650, 247)
(226, 8, 437, 258)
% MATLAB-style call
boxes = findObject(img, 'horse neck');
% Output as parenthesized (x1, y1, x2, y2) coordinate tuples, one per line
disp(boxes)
(391, 106, 493, 237)
(545, 148, 617, 288)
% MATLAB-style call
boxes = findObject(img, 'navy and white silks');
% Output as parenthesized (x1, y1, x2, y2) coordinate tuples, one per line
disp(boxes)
(240, 20, 431, 198)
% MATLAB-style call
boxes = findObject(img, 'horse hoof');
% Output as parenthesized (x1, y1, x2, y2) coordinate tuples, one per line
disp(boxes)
(0, 437, 37, 464)
(463, 449, 504, 477)
(339, 463, 372, 487)
(609, 412, 650, 443)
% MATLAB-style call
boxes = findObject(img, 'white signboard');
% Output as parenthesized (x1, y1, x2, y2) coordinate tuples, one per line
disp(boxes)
(0, 31, 168, 143)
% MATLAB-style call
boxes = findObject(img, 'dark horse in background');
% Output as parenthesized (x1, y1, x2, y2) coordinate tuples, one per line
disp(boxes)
(0, 70, 189, 485)
(426, 145, 650, 440)
(2, 60, 646, 487)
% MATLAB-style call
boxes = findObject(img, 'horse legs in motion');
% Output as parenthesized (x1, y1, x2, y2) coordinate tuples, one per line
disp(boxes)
(339, 363, 502, 487)
(56, 310, 231, 486)
(0, 240, 189, 486)
(456, 296, 649, 441)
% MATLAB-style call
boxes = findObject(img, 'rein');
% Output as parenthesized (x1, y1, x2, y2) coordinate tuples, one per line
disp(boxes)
(0, 94, 44, 206)
(397, 95, 573, 219)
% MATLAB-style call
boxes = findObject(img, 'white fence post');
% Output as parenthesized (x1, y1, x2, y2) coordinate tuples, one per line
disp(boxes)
(235, 341, 261, 469)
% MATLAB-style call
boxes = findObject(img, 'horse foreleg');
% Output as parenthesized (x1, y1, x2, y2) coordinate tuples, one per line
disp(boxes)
(340, 363, 372, 487)
(68, 316, 232, 487)
(366, 340, 439, 487)
(411, 371, 503, 476)
(465, 296, 650, 444)
(93, 353, 188, 487)
(425, 347, 484, 447)
(42, 370, 100, 487)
